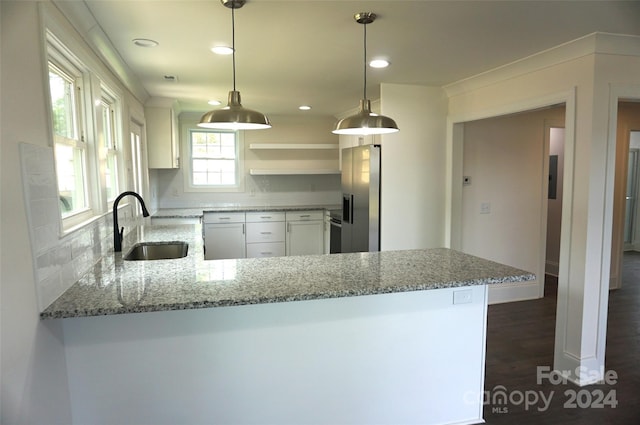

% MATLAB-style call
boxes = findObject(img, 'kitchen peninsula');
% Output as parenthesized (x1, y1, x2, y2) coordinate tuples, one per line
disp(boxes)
(43, 223, 534, 425)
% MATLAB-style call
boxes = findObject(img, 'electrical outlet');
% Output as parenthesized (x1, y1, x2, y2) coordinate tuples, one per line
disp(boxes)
(480, 202, 491, 214)
(453, 289, 473, 305)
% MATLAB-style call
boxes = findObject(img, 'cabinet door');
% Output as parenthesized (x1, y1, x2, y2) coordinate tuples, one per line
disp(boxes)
(286, 220, 324, 256)
(204, 223, 246, 260)
(146, 106, 179, 169)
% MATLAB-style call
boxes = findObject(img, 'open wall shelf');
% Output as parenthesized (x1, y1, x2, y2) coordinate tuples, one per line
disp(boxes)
(249, 143, 338, 150)
(249, 169, 341, 176)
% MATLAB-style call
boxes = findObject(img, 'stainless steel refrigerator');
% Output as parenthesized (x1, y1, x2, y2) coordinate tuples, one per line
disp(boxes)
(341, 145, 381, 253)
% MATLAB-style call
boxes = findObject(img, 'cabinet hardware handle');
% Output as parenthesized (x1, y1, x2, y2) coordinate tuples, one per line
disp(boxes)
(260, 232, 272, 234)
(242, 223, 245, 234)
(260, 216, 271, 219)
(261, 252, 272, 255)
(300, 214, 310, 218)
(219, 217, 230, 220)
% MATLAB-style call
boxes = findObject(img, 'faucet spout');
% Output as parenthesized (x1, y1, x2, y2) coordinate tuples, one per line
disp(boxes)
(113, 191, 150, 252)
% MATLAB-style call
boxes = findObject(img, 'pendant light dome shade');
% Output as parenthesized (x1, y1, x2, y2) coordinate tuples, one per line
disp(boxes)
(333, 12, 398, 136)
(333, 99, 399, 135)
(199, 90, 271, 130)
(198, 0, 271, 130)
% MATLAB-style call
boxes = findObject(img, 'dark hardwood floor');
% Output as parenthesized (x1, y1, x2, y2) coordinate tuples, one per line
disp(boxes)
(483, 251, 640, 424)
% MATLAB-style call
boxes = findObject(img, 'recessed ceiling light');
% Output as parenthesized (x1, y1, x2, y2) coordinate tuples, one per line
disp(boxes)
(211, 46, 234, 55)
(208, 100, 222, 106)
(133, 38, 159, 48)
(369, 59, 389, 68)
(299, 105, 312, 111)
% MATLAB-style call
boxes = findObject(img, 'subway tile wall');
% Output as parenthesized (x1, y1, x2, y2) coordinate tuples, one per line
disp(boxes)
(20, 143, 139, 311)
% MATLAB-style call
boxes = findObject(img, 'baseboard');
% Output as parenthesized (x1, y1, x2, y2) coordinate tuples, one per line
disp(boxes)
(488, 280, 541, 304)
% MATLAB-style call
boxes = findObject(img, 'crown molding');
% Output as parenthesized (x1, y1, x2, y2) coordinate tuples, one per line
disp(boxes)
(444, 32, 640, 98)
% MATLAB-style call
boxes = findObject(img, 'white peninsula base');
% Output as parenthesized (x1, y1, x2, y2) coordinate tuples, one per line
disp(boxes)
(63, 285, 488, 425)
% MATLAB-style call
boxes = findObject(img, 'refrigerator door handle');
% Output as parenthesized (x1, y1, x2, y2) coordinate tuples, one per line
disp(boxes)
(350, 194, 354, 225)
(343, 194, 352, 224)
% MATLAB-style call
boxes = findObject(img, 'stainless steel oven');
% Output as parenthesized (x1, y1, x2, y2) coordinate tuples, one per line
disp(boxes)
(329, 209, 342, 254)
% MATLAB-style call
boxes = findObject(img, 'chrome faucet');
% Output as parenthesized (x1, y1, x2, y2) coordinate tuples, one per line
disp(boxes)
(113, 191, 150, 252)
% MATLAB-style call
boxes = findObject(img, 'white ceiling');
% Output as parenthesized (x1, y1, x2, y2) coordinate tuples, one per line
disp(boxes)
(61, 0, 640, 117)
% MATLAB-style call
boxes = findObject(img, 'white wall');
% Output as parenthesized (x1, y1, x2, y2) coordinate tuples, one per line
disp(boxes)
(460, 107, 565, 303)
(150, 114, 342, 208)
(1, 2, 72, 423)
(379, 84, 448, 250)
(2, 1, 148, 422)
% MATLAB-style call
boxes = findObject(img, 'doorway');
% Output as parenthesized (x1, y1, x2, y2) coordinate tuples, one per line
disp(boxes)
(610, 102, 640, 289)
(544, 125, 565, 279)
(624, 142, 639, 250)
(458, 105, 566, 303)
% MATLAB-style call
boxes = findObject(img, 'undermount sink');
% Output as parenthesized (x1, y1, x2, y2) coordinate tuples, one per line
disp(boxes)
(124, 241, 188, 261)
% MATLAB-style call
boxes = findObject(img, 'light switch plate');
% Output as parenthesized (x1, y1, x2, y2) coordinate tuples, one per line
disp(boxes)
(480, 202, 491, 214)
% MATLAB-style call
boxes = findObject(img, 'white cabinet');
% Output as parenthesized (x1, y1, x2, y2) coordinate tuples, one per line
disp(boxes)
(246, 212, 285, 258)
(145, 106, 179, 169)
(203, 212, 246, 260)
(286, 210, 324, 256)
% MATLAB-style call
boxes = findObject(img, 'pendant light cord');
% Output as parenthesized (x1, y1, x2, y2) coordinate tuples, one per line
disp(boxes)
(232, 5, 237, 92)
(363, 22, 367, 100)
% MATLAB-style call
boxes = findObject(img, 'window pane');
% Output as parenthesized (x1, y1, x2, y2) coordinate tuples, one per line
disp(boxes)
(49, 69, 77, 140)
(106, 154, 118, 201)
(102, 102, 113, 149)
(55, 143, 87, 215)
(190, 130, 238, 186)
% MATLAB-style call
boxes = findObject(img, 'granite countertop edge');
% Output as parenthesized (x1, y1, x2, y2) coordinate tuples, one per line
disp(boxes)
(40, 272, 534, 320)
(39, 224, 536, 320)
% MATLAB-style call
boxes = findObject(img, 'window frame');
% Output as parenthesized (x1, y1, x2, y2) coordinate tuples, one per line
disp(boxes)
(99, 86, 122, 205)
(184, 126, 245, 193)
(47, 47, 94, 229)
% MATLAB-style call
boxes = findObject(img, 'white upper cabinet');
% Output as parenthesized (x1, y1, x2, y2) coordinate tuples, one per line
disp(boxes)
(145, 104, 179, 169)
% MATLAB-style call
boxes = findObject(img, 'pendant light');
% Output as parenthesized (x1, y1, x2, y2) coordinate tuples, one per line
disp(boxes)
(198, 0, 271, 130)
(333, 12, 399, 135)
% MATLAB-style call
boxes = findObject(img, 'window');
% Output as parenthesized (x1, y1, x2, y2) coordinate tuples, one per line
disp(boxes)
(47, 31, 126, 231)
(100, 89, 120, 202)
(189, 129, 240, 187)
(48, 60, 90, 219)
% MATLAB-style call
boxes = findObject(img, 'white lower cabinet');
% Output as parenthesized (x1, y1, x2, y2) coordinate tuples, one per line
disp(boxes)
(286, 211, 324, 256)
(203, 212, 246, 260)
(203, 210, 325, 259)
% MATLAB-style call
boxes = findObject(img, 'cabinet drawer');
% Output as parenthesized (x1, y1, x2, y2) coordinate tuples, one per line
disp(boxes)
(285, 210, 324, 221)
(246, 242, 285, 258)
(246, 211, 285, 222)
(203, 212, 245, 224)
(246, 222, 285, 243)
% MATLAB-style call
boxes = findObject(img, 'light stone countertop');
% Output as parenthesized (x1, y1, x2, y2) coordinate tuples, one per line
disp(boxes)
(40, 224, 535, 319)
(153, 205, 342, 219)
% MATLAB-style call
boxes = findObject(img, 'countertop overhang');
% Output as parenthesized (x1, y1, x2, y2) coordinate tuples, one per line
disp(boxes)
(40, 224, 535, 319)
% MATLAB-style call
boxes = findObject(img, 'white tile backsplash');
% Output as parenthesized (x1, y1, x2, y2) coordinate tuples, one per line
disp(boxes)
(20, 142, 143, 311)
